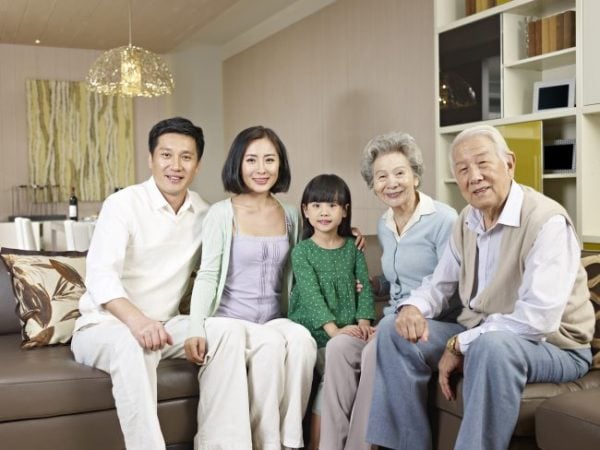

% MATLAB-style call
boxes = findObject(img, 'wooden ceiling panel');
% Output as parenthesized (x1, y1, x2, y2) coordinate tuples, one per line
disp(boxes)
(0, 0, 246, 53)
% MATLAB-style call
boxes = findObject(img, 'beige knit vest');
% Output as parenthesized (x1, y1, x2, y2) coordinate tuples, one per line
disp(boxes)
(453, 185, 594, 349)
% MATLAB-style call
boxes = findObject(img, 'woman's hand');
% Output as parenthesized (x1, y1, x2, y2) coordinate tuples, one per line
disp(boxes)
(184, 337, 207, 364)
(351, 227, 366, 251)
(395, 305, 428, 343)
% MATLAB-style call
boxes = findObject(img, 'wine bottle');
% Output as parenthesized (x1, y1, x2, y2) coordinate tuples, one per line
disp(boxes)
(69, 187, 78, 221)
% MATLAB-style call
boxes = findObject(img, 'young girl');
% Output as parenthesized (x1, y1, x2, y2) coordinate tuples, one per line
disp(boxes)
(288, 174, 375, 450)
(185, 126, 317, 450)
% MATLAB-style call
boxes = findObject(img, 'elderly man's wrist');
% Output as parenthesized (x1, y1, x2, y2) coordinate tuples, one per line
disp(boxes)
(446, 334, 462, 356)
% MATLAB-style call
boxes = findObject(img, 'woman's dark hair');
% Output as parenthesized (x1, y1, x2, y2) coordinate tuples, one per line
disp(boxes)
(301, 174, 353, 240)
(221, 126, 291, 194)
(148, 117, 204, 160)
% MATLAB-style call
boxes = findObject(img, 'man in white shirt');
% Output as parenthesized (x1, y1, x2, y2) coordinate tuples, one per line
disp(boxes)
(366, 125, 595, 450)
(72, 117, 252, 450)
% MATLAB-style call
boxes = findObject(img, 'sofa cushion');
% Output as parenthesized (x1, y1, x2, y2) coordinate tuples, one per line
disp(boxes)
(0, 248, 86, 348)
(535, 388, 600, 450)
(0, 334, 200, 422)
(581, 254, 600, 368)
(434, 370, 600, 438)
(0, 266, 20, 335)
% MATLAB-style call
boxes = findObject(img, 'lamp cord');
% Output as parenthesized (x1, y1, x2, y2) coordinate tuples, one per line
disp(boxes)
(128, 0, 132, 46)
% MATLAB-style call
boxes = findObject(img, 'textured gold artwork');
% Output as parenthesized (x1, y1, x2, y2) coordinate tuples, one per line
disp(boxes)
(26, 80, 134, 202)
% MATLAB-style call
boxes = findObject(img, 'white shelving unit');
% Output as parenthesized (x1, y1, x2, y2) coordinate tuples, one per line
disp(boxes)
(434, 0, 600, 249)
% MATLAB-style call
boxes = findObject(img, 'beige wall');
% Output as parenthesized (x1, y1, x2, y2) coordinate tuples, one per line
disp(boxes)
(0, 43, 166, 222)
(223, 0, 435, 234)
(167, 44, 227, 204)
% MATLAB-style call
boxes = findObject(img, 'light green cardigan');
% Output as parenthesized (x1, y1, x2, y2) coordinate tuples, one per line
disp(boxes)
(187, 197, 302, 339)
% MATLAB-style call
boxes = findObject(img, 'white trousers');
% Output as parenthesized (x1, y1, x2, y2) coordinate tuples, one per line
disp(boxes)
(240, 318, 317, 450)
(71, 315, 252, 450)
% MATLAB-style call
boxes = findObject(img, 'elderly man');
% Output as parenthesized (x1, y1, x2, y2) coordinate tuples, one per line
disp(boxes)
(366, 124, 595, 450)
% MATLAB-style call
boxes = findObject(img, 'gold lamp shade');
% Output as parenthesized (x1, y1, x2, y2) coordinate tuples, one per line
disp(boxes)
(87, 44, 174, 97)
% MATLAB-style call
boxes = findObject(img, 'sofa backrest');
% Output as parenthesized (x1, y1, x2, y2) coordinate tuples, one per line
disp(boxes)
(0, 265, 20, 335)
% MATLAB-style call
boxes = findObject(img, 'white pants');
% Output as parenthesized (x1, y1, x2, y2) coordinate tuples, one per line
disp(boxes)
(240, 318, 317, 450)
(71, 315, 252, 450)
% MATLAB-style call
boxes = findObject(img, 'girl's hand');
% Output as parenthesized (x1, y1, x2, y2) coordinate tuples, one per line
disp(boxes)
(338, 325, 363, 339)
(357, 319, 376, 340)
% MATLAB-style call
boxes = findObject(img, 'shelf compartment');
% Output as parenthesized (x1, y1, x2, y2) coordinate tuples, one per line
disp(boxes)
(438, 107, 575, 134)
(504, 47, 575, 71)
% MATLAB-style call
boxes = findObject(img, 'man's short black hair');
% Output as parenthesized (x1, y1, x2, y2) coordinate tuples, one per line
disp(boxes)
(148, 117, 204, 160)
(221, 126, 291, 194)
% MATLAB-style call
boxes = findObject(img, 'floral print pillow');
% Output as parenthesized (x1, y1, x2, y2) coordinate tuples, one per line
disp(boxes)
(0, 248, 86, 348)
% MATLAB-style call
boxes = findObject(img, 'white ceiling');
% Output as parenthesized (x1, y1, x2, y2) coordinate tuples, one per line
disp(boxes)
(0, 0, 304, 54)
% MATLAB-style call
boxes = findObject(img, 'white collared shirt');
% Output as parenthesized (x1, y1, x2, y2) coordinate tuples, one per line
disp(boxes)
(382, 191, 437, 240)
(75, 177, 209, 330)
(400, 182, 580, 353)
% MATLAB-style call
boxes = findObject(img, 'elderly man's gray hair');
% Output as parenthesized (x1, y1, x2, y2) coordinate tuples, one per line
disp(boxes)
(449, 125, 512, 175)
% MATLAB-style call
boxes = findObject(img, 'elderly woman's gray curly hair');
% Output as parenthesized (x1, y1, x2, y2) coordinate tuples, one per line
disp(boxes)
(360, 131, 425, 189)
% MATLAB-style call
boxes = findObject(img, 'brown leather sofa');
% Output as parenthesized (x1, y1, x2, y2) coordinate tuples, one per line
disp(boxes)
(0, 266, 199, 450)
(1, 239, 599, 450)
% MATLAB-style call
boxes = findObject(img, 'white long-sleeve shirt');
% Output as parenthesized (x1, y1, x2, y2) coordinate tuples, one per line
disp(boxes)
(400, 182, 580, 353)
(74, 177, 209, 331)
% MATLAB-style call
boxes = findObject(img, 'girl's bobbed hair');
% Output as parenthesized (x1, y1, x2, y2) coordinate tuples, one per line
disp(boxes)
(301, 174, 353, 240)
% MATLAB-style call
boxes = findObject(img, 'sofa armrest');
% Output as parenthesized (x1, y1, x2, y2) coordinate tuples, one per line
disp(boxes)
(535, 376, 600, 450)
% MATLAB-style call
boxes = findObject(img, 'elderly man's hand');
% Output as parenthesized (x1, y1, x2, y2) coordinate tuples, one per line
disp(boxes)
(395, 305, 428, 343)
(438, 350, 463, 401)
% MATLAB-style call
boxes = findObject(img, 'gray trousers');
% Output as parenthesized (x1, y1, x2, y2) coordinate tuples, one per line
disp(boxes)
(366, 314, 592, 450)
(320, 334, 377, 450)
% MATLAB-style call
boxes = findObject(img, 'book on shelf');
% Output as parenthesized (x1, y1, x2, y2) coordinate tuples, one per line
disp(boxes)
(563, 10, 576, 49)
(535, 19, 542, 56)
(541, 16, 552, 54)
(556, 12, 564, 50)
(465, 0, 476, 16)
(527, 19, 537, 57)
(525, 10, 576, 58)
(474, 0, 495, 13)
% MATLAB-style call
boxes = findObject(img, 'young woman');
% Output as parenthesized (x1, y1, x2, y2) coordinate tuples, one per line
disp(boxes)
(185, 126, 317, 450)
(288, 174, 375, 450)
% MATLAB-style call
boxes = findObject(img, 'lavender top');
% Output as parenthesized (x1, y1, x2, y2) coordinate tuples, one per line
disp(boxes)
(215, 233, 290, 323)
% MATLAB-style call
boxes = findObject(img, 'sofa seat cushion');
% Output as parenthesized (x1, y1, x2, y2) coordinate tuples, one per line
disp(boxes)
(0, 334, 199, 421)
(434, 369, 600, 438)
(535, 387, 600, 450)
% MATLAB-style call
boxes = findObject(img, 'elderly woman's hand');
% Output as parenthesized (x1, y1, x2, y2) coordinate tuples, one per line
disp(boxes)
(351, 227, 366, 251)
(395, 305, 428, 343)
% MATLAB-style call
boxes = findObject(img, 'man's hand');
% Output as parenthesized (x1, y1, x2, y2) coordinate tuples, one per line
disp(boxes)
(129, 315, 173, 351)
(184, 337, 207, 364)
(103, 297, 172, 351)
(395, 305, 429, 343)
(438, 350, 463, 401)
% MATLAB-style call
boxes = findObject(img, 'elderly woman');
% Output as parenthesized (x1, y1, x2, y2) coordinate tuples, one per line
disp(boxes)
(319, 131, 457, 450)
